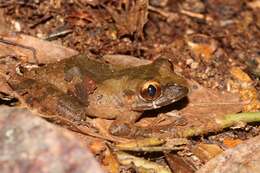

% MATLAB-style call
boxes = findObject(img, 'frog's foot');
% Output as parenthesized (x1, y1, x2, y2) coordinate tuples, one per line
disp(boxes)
(109, 121, 151, 138)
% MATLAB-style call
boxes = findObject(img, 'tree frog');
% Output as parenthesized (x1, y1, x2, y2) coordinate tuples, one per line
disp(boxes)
(7, 55, 188, 136)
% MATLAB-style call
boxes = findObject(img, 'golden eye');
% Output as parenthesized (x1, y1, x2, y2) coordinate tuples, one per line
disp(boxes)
(140, 80, 161, 101)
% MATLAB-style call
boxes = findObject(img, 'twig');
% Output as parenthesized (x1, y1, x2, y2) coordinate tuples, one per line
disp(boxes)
(217, 112, 260, 128)
(44, 29, 73, 41)
(179, 9, 212, 21)
(30, 14, 53, 28)
(116, 151, 172, 173)
(148, 5, 212, 22)
(148, 5, 177, 19)
(179, 112, 260, 137)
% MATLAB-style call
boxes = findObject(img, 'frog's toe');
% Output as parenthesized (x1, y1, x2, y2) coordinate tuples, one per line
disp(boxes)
(109, 122, 132, 136)
(109, 121, 152, 138)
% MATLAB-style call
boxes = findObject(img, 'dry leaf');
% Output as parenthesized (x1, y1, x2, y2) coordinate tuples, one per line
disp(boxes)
(230, 67, 253, 83)
(186, 34, 218, 62)
(116, 151, 171, 173)
(165, 153, 196, 173)
(102, 147, 120, 173)
(89, 139, 107, 155)
(106, 0, 149, 38)
(0, 33, 78, 64)
(222, 138, 243, 148)
(143, 80, 244, 138)
(192, 143, 223, 162)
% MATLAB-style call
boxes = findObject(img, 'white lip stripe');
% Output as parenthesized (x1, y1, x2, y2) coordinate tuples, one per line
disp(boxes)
(152, 101, 158, 109)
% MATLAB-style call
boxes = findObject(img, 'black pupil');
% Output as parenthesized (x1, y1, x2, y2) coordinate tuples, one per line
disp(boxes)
(147, 85, 157, 97)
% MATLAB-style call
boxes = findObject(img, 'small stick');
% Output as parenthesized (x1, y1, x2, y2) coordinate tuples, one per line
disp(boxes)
(0, 38, 39, 64)
(44, 29, 72, 41)
(179, 112, 260, 137)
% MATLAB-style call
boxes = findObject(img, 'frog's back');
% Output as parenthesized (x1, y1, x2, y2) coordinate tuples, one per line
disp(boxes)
(22, 55, 116, 92)
(62, 55, 115, 81)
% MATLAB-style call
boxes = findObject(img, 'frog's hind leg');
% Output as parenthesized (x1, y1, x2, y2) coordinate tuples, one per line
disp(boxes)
(7, 77, 90, 123)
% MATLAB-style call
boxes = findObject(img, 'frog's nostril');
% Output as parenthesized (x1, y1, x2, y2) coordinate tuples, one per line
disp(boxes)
(146, 85, 189, 109)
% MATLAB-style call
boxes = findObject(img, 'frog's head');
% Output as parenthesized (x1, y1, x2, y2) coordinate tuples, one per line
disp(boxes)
(126, 58, 189, 111)
(86, 58, 188, 119)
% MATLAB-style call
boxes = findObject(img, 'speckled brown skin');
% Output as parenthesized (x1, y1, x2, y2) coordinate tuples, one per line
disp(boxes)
(7, 55, 188, 136)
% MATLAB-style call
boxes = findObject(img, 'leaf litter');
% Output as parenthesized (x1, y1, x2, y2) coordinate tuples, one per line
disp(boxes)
(0, 1, 259, 173)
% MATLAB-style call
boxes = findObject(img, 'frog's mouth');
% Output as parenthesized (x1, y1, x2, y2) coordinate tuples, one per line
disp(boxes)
(132, 85, 189, 111)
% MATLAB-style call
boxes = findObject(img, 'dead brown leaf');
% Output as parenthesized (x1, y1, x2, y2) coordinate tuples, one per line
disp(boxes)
(185, 34, 218, 62)
(0, 9, 11, 34)
(102, 147, 120, 173)
(165, 153, 196, 173)
(102, 54, 151, 68)
(222, 138, 243, 148)
(0, 33, 78, 64)
(180, 80, 243, 117)
(229, 66, 260, 112)
(105, 0, 149, 38)
(192, 143, 223, 162)
(0, 76, 13, 96)
(142, 80, 243, 138)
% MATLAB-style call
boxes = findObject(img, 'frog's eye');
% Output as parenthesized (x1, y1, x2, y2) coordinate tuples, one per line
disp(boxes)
(140, 80, 161, 101)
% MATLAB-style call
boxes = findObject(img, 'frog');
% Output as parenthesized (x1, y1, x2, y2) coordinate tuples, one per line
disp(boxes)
(6, 54, 189, 137)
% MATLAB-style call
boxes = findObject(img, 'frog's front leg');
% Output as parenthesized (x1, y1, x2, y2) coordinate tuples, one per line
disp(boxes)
(7, 77, 90, 122)
(109, 112, 150, 137)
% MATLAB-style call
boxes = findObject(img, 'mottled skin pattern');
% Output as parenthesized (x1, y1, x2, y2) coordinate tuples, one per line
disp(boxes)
(7, 55, 188, 136)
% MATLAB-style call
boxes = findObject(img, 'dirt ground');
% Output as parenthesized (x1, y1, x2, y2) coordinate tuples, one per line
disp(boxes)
(0, 0, 259, 173)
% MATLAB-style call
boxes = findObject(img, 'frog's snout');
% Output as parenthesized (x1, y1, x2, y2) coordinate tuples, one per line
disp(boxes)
(152, 84, 188, 108)
(165, 84, 189, 101)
